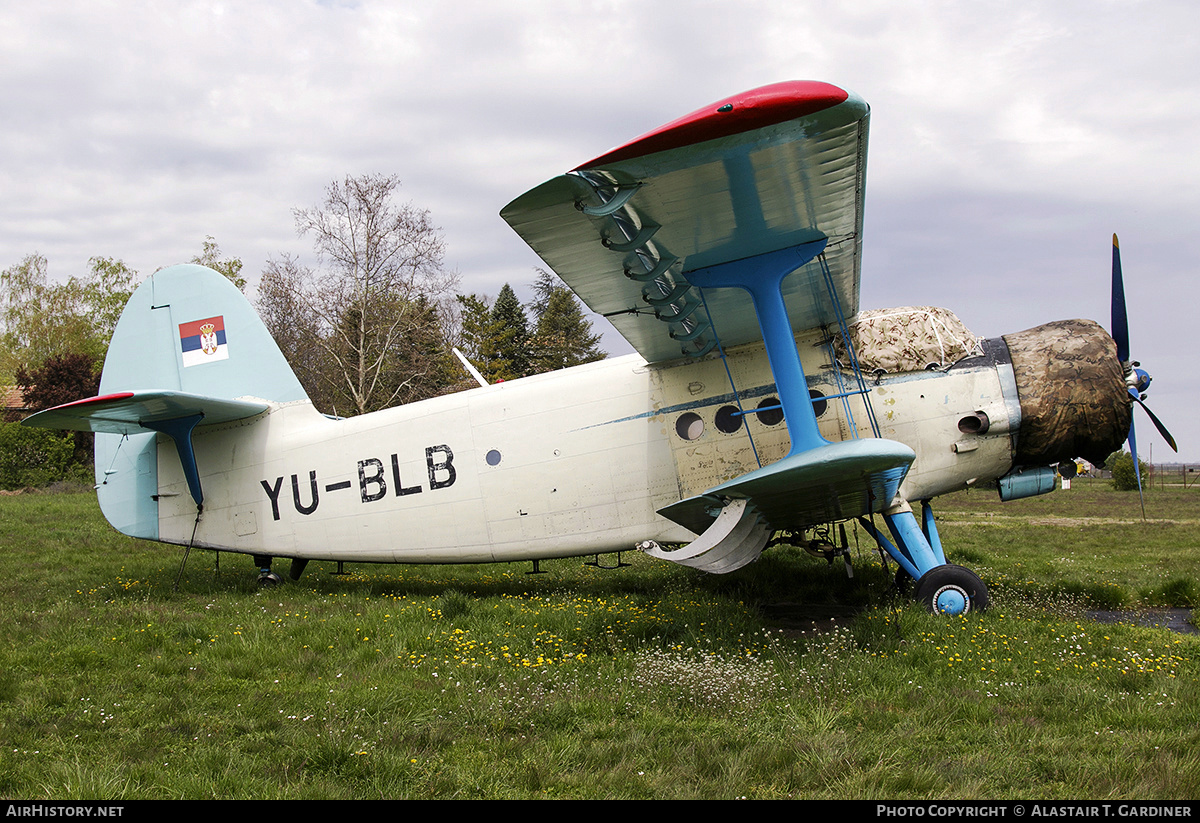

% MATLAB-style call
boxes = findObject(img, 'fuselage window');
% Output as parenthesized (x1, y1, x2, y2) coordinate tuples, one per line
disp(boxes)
(714, 405, 742, 434)
(755, 397, 784, 426)
(675, 412, 705, 441)
(810, 389, 828, 418)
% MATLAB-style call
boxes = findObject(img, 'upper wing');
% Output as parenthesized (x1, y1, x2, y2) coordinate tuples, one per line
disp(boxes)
(501, 81, 869, 363)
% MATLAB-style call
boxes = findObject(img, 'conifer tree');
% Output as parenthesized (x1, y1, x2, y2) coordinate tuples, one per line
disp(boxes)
(486, 283, 531, 382)
(455, 293, 493, 369)
(526, 268, 605, 373)
(451, 271, 607, 387)
(530, 287, 605, 372)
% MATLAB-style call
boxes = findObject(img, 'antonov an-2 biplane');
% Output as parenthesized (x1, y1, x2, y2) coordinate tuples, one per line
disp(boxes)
(25, 81, 1175, 614)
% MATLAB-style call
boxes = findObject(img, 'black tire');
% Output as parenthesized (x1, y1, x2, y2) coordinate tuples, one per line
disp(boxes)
(915, 564, 988, 615)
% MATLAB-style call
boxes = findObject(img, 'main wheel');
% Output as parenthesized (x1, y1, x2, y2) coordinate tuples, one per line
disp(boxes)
(257, 570, 283, 588)
(915, 564, 988, 615)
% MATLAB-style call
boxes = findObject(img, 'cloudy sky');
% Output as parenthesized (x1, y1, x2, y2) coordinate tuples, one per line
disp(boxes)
(3, 0, 1196, 462)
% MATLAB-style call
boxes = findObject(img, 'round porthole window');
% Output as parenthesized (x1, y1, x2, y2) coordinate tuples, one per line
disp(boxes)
(755, 397, 784, 426)
(810, 390, 827, 418)
(485, 449, 502, 466)
(675, 412, 704, 441)
(714, 405, 742, 434)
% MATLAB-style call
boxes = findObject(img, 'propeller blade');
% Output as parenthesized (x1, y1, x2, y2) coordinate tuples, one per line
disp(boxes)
(1127, 417, 1146, 521)
(1133, 393, 1178, 453)
(1111, 234, 1130, 363)
(1109, 235, 1174, 517)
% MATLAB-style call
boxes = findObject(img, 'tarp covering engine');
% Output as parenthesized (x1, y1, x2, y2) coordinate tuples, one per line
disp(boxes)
(1002, 319, 1132, 466)
(834, 306, 979, 373)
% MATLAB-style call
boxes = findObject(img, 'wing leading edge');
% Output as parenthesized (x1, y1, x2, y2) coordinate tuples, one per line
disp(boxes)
(501, 81, 870, 364)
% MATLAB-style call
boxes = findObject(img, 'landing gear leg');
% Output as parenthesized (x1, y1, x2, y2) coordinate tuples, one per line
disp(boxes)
(859, 500, 987, 615)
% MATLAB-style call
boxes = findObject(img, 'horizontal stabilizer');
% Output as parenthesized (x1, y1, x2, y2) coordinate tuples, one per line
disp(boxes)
(24, 390, 270, 509)
(22, 391, 269, 436)
(658, 439, 915, 535)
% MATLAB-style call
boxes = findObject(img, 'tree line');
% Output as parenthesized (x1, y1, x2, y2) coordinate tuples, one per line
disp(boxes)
(255, 173, 604, 416)
(0, 173, 604, 487)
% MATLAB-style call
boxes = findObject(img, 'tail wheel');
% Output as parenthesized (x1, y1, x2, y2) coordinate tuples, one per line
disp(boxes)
(915, 564, 988, 615)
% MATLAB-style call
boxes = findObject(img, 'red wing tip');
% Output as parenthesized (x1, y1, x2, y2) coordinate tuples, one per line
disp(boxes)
(49, 392, 136, 411)
(575, 81, 854, 170)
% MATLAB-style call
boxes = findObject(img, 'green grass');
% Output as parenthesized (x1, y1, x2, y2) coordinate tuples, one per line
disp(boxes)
(0, 481, 1197, 799)
(933, 479, 1200, 610)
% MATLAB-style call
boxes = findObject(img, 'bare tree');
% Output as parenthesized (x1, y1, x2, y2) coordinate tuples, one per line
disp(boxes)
(258, 174, 459, 416)
(256, 254, 329, 407)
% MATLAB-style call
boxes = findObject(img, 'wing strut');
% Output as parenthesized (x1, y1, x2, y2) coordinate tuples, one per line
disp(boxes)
(698, 287, 764, 469)
(686, 238, 831, 455)
(816, 252, 882, 438)
(652, 237, 915, 542)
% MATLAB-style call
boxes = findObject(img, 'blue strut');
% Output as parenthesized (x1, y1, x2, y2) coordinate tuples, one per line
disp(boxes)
(684, 238, 830, 456)
(683, 238, 978, 615)
(858, 501, 980, 615)
(856, 503, 946, 582)
(140, 414, 205, 508)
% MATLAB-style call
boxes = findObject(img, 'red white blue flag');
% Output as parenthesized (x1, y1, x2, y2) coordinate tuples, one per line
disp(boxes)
(179, 315, 228, 367)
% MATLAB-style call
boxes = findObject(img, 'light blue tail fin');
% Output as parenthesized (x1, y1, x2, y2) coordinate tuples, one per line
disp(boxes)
(40, 264, 310, 539)
(100, 264, 308, 404)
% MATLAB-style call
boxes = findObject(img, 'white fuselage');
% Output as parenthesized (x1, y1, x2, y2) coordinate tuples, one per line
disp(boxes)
(154, 328, 1017, 563)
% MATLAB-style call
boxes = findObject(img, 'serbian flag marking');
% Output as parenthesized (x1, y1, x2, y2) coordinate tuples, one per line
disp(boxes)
(179, 315, 229, 367)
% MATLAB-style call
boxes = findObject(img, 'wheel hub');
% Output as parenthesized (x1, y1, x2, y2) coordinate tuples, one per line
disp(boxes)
(915, 564, 987, 615)
(933, 585, 969, 615)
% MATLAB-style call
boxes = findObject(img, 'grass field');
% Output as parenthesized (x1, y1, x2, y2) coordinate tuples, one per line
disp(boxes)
(0, 479, 1197, 799)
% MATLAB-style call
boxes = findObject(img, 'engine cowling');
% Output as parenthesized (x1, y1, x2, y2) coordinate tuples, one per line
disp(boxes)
(999, 319, 1132, 467)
